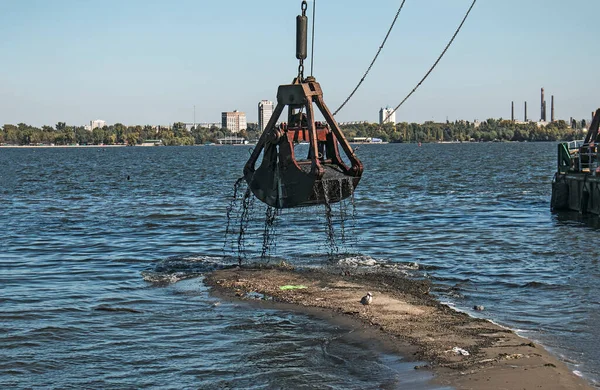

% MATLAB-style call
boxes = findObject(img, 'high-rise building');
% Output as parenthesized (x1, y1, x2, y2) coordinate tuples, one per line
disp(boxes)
(379, 107, 395, 125)
(258, 100, 274, 131)
(90, 119, 106, 130)
(221, 110, 247, 133)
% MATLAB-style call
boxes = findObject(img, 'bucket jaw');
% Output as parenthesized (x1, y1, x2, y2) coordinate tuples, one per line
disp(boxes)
(244, 77, 363, 209)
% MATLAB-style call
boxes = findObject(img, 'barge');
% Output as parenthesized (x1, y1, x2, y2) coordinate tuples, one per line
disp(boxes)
(551, 108, 600, 214)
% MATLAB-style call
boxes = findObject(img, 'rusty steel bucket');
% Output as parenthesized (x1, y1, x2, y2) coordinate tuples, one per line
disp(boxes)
(244, 78, 363, 209)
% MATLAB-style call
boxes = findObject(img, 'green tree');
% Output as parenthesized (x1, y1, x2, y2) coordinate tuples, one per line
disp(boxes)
(114, 123, 126, 144)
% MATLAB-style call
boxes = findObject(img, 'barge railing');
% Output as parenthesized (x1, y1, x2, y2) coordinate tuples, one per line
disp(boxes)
(552, 108, 600, 214)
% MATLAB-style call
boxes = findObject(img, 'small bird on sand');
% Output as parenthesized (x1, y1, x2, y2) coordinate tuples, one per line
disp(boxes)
(360, 292, 373, 306)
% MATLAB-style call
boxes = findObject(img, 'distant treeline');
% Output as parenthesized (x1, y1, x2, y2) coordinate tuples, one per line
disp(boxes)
(0, 118, 585, 146)
(0, 122, 246, 146)
(339, 119, 583, 143)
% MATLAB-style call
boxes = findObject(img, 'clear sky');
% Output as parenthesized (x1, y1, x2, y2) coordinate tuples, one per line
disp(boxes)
(1, 0, 599, 127)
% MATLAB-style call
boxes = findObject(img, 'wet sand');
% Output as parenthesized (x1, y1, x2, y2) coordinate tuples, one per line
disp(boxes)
(205, 265, 593, 389)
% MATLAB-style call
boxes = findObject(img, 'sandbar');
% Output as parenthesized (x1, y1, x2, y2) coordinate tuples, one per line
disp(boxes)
(205, 265, 592, 389)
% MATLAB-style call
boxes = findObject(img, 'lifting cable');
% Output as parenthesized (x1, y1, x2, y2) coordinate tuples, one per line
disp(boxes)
(310, 0, 316, 76)
(333, 0, 407, 116)
(383, 0, 477, 123)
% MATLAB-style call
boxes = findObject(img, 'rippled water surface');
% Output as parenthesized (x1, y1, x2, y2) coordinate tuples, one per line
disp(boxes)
(1, 143, 598, 388)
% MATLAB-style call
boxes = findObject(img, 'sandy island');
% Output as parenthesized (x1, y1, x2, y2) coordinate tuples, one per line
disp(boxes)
(205, 265, 592, 389)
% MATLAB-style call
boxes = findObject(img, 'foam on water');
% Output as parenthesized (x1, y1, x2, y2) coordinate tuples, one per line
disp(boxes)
(141, 255, 225, 284)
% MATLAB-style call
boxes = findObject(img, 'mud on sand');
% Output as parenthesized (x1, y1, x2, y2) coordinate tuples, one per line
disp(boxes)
(205, 266, 592, 390)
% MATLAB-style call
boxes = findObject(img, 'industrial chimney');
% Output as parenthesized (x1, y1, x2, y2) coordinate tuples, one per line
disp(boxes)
(551, 95, 555, 122)
(541, 88, 547, 121)
(511, 101, 514, 122)
(524, 101, 528, 122)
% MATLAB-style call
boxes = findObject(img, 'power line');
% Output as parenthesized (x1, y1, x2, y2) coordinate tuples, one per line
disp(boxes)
(384, 0, 477, 123)
(333, 0, 407, 116)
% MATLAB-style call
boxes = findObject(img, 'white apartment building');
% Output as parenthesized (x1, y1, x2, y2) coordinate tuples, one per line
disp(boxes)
(90, 119, 107, 130)
(379, 107, 396, 125)
(258, 100, 274, 131)
(221, 110, 247, 133)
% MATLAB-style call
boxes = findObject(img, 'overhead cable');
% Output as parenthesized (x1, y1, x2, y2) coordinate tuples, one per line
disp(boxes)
(333, 0, 407, 116)
(384, 0, 477, 123)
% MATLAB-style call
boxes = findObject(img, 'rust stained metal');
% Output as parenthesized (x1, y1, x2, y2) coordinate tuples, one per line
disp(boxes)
(244, 77, 363, 209)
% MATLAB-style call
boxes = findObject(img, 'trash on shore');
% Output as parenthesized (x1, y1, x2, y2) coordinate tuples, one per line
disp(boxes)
(452, 347, 470, 356)
(279, 285, 308, 290)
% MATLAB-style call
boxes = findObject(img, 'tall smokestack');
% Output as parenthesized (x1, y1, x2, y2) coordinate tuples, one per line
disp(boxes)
(524, 101, 528, 121)
(551, 95, 555, 122)
(541, 88, 546, 121)
(511, 101, 514, 121)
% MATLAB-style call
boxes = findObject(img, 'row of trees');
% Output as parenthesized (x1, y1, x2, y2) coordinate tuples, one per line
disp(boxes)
(339, 119, 579, 143)
(0, 122, 245, 146)
(0, 119, 581, 146)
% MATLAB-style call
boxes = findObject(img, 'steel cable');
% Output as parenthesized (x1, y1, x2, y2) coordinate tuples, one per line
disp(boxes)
(383, 0, 477, 123)
(333, 0, 407, 116)
(310, 0, 316, 76)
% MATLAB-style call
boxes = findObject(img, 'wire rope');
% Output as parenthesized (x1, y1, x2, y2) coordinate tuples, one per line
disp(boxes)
(310, 0, 316, 76)
(332, 0, 407, 116)
(383, 0, 477, 123)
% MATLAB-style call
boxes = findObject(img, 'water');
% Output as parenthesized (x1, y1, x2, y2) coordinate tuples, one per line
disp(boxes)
(0, 143, 598, 388)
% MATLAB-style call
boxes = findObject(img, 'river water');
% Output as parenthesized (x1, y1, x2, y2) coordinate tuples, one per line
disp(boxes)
(1, 143, 598, 389)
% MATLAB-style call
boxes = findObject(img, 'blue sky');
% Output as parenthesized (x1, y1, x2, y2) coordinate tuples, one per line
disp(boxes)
(1, 0, 599, 127)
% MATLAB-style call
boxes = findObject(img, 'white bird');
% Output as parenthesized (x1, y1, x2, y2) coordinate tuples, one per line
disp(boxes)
(360, 292, 373, 306)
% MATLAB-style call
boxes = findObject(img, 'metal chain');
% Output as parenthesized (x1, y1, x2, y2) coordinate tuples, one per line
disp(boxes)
(333, 0, 407, 116)
(383, 0, 477, 123)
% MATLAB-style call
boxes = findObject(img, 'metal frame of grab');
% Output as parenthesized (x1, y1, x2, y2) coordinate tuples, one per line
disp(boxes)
(243, 1, 363, 208)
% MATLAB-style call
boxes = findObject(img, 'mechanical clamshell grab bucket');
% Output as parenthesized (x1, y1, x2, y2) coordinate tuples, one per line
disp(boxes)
(244, 78, 363, 209)
(248, 150, 361, 209)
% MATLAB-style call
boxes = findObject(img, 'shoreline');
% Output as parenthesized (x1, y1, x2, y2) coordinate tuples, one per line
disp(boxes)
(0, 144, 128, 148)
(205, 266, 593, 389)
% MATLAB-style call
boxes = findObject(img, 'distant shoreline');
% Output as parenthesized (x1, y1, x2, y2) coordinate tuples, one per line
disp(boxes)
(0, 140, 557, 149)
(0, 144, 127, 148)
